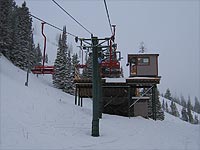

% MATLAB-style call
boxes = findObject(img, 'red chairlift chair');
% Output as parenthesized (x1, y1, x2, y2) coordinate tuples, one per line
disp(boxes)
(100, 25, 121, 78)
(31, 22, 54, 74)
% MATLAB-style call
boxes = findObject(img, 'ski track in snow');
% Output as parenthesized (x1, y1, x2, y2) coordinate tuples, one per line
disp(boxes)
(1, 56, 200, 150)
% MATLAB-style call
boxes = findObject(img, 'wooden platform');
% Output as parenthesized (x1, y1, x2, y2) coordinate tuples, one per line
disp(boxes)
(74, 77, 161, 97)
(74, 77, 160, 118)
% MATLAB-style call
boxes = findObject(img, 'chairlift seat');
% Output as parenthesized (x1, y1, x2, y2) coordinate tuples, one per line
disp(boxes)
(31, 66, 54, 74)
(76, 64, 87, 68)
(101, 60, 120, 68)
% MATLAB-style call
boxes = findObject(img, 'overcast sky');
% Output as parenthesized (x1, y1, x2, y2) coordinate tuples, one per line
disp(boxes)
(15, 0, 200, 102)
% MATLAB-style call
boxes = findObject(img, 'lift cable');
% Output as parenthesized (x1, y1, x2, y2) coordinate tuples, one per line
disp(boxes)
(52, 0, 93, 35)
(30, 14, 77, 38)
(103, 0, 113, 34)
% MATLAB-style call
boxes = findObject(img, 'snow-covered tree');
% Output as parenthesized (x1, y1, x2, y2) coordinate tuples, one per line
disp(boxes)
(181, 107, 188, 122)
(34, 43, 42, 66)
(187, 99, 194, 123)
(156, 101, 165, 120)
(63, 45, 74, 95)
(0, 0, 15, 58)
(147, 89, 164, 120)
(187, 96, 193, 111)
(164, 88, 172, 100)
(175, 103, 180, 117)
(45, 53, 48, 64)
(71, 53, 80, 78)
(162, 99, 165, 111)
(11, 2, 33, 70)
(172, 95, 181, 105)
(53, 34, 67, 89)
(155, 90, 164, 120)
(165, 102, 169, 113)
(187, 107, 194, 124)
(194, 97, 200, 114)
(170, 101, 179, 117)
(187, 110, 193, 124)
(82, 52, 92, 78)
(193, 115, 199, 124)
(0, 1, 38, 70)
(53, 26, 74, 95)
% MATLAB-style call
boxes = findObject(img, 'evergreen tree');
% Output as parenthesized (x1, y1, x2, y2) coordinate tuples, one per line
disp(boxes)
(193, 115, 199, 124)
(147, 93, 153, 118)
(165, 102, 169, 113)
(187, 99, 194, 123)
(181, 107, 188, 122)
(45, 53, 48, 64)
(53, 35, 61, 88)
(170, 101, 179, 117)
(187, 98, 193, 111)
(0, 0, 14, 58)
(156, 91, 164, 120)
(164, 88, 172, 100)
(63, 44, 74, 95)
(187, 96, 194, 111)
(194, 97, 200, 114)
(53, 25, 74, 94)
(147, 89, 165, 120)
(0, 1, 37, 70)
(71, 53, 80, 78)
(172, 95, 181, 105)
(162, 99, 165, 111)
(53, 34, 67, 89)
(170, 101, 174, 114)
(34, 43, 42, 66)
(148, 89, 164, 120)
(174, 103, 180, 117)
(10, 2, 19, 61)
(187, 108, 194, 124)
(11, 2, 33, 70)
(29, 31, 36, 68)
(82, 52, 92, 78)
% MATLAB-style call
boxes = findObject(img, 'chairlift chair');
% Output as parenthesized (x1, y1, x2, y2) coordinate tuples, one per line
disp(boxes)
(31, 22, 54, 74)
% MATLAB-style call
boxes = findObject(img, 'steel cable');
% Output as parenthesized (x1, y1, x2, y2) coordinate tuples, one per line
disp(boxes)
(52, 0, 93, 35)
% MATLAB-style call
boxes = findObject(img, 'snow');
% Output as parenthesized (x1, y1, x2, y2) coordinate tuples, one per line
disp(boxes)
(104, 77, 160, 83)
(1, 56, 200, 150)
(104, 77, 126, 83)
(127, 77, 160, 79)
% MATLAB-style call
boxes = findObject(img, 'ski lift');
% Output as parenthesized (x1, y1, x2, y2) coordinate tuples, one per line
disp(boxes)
(76, 40, 87, 68)
(31, 22, 54, 74)
(100, 25, 122, 77)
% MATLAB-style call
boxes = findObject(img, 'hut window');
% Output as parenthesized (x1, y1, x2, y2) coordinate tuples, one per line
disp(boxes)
(138, 57, 149, 65)
(130, 58, 136, 64)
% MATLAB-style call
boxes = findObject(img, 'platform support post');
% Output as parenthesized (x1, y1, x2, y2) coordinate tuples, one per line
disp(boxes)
(152, 84, 157, 120)
(128, 86, 131, 118)
(75, 84, 77, 105)
(81, 97, 83, 107)
(98, 47, 102, 119)
(99, 80, 102, 119)
(25, 29, 33, 86)
(92, 36, 100, 137)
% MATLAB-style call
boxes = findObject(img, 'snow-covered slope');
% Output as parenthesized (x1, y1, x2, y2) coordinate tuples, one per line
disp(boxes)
(160, 96, 200, 122)
(1, 56, 200, 150)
